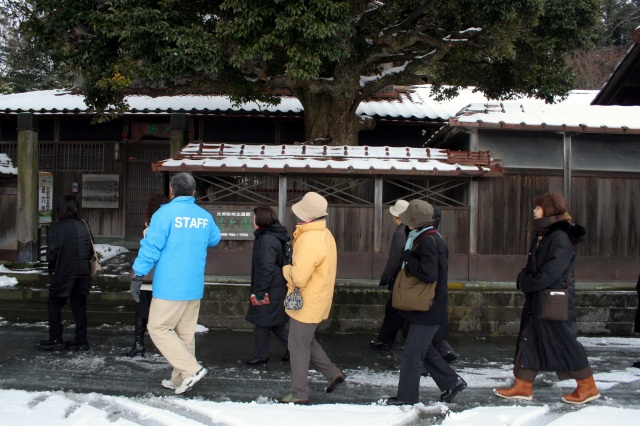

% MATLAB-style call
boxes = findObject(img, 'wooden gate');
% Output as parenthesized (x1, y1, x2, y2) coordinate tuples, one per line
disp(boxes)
(125, 142, 170, 242)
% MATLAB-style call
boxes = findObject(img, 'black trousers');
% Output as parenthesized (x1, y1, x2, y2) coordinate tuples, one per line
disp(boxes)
(135, 290, 153, 320)
(48, 293, 88, 344)
(375, 291, 406, 347)
(396, 323, 459, 404)
(253, 324, 289, 358)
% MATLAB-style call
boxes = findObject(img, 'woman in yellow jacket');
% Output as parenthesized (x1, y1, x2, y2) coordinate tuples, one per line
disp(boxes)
(278, 192, 346, 404)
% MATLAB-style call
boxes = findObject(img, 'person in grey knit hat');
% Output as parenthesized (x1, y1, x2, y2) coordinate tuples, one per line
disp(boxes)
(387, 199, 466, 406)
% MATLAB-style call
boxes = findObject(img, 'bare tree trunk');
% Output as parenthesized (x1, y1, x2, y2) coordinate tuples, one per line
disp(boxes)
(291, 87, 374, 146)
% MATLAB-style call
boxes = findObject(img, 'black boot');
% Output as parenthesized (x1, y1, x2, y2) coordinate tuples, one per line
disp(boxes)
(122, 317, 146, 357)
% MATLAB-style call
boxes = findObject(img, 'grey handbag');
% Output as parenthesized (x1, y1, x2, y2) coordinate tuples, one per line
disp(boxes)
(284, 287, 303, 310)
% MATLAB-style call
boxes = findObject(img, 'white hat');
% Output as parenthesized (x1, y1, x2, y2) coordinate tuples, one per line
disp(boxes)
(389, 200, 409, 217)
(292, 192, 328, 222)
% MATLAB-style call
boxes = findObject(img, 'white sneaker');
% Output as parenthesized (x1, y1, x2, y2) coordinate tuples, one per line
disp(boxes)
(175, 368, 208, 395)
(161, 379, 177, 390)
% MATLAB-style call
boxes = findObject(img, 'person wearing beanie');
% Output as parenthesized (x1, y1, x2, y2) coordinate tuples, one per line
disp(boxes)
(370, 200, 409, 351)
(387, 200, 466, 406)
(494, 192, 600, 404)
(278, 192, 346, 404)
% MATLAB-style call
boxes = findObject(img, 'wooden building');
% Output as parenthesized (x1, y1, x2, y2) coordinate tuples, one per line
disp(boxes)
(1, 68, 639, 281)
(0, 87, 454, 261)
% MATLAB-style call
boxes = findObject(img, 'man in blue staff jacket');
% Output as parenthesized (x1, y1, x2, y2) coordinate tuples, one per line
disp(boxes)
(131, 172, 221, 395)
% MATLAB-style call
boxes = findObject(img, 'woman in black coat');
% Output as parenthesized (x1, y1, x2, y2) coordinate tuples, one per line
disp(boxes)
(39, 195, 94, 351)
(387, 200, 466, 406)
(495, 192, 600, 404)
(634, 274, 640, 368)
(244, 206, 291, 365)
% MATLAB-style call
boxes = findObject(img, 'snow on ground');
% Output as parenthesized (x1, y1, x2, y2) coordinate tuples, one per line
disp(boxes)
(1, 389, 639, 426)
(94, 244, 130, 262)
(0, 275, 18, 287)
(0, 243, 129, 285)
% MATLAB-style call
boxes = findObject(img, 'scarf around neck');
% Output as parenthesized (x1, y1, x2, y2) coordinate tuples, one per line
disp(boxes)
(532, 212, 572, 235)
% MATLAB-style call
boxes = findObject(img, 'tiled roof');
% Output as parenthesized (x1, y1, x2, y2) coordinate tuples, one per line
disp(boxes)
(0, 86, 597, 122)
(0, 88, 452, 122)
(450, 103, 640, 134)
(151, 143, 503, 177)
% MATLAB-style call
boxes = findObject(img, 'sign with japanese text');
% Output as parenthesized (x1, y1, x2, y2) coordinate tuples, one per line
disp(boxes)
(210, 208, 254, 240)
(38, 172, 53, 227)
(82, 174, 120, 208)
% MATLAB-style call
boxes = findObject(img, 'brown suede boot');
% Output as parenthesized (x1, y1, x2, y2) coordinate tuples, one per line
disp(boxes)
(562, 376, 600, 404)
(493, 377, 533, 401)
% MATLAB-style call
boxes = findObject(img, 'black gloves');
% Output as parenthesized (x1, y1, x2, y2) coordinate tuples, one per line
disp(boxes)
(379, 279, 389, 287)
(283, 241, 293, 265)
(401, 249, 412, 263)
(130, 275, 143, 303)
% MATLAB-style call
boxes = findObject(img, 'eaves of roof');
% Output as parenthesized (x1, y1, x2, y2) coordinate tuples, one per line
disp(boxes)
(0, 89, 452, 122)
(449, 103, 640, 134)
(151, 143, 503, 177)
(591, 27, 640, 106)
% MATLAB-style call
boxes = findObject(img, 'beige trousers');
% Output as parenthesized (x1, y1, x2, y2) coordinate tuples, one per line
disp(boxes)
(148, 298, 202, 386)
(288, 318, 341, 400)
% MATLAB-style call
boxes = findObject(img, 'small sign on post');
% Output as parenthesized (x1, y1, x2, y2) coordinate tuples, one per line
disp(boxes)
(38, 172, 53, 227)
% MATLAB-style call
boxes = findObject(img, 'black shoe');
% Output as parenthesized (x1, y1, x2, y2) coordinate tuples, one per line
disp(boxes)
(633, 361, 640, 369)
(439, 377, 467, 403)
(442, 351, 459, 364)
(122, 342, 145, 357)
(38, 338, 64, 351)
(282, 350, 290, 362)
(369, 340, 391, 351)
(326, 371, 347, 393)
(245, 356, 269, 366)
(386, 396, 413, 406)
(65, 341, 90, 351)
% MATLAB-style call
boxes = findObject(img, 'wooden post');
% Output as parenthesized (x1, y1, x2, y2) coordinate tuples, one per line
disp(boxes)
(468, 130, 479, 257)
(170, 113, 188, 156)
(16, 113, 39, 263)
(374, 176, 383, 253)
(278, 174, 288, 225)
(563, 132, 572, 212)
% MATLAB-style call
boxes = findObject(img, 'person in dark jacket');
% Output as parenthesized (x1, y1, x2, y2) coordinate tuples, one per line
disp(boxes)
(387, 200, 466, 405)
(39, 195, 95, 351)
(371, 200, 409, 351)
(429, 206, 459, 364)
(494, 192, 600, 404)
(634, 274, 640, 368)
(122, 193, 169, 357)
(244, 206, 291, 366)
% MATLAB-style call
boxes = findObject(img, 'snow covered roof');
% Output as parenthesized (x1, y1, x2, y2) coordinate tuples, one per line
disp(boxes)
(0, 88, 453, 122)
(0, 86, 598, 122)
(449, 103, 640, 134)
(151, 143, 503, 177)
(0, 153, 17, 177)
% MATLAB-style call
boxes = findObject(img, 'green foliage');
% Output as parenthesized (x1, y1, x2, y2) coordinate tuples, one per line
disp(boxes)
(598, 0, 640, 47)
(18, 1, 601, 133)
(0, 0, 73, 93)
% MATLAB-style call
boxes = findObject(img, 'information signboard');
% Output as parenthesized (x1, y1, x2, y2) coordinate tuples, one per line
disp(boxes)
(38, 172, 53, 227)
(211, 208, 254, 240)
(82, 174, 120, 208)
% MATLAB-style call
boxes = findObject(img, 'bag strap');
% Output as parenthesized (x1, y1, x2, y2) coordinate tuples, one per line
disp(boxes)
(411, 229, 438, 251)
(82, 220, 97, 255)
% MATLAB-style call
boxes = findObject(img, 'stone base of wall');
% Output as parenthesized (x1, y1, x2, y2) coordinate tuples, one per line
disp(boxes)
(0, 274, 636, 336)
